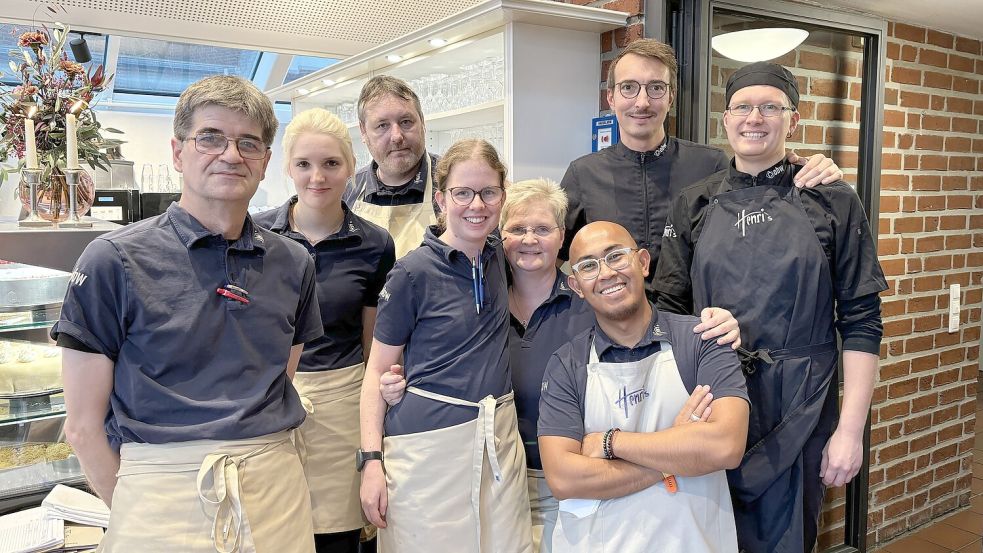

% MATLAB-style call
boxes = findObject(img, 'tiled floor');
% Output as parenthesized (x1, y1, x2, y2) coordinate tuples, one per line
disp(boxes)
(872, 386, 983, 553)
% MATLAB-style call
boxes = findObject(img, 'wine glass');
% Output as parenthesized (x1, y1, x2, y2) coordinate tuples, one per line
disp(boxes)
(141, 164, 154, 192)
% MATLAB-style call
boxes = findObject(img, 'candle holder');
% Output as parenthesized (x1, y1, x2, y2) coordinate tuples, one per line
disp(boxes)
(17, 169, 53, 228)
(57, 168, 92, 228)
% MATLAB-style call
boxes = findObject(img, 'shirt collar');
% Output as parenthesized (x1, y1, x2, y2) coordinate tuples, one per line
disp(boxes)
(727, 158, 794, 189)
(549, 269, 576, 302)
(361, 153, 429, 197)
(267, 198, 363, 245)
(593, 303, 668, 357)
(613, 136, 671, 162)
(422, 225, 502, 263)
(166, 203, 266, 253)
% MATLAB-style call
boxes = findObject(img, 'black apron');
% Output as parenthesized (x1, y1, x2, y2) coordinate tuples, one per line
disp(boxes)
(690, 164, 840, 553)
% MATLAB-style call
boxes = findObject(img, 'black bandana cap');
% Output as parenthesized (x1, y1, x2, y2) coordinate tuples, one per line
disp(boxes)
(725, 62, 799, 109)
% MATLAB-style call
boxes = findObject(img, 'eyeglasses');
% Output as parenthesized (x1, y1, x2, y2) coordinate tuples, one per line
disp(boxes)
(186, 133, 269, 160)
(503, 225, 559, 238)
(726, 103, 795, 118)
(615, 80, 670, 100)
(571, 247, 637, 280)
(446, 186, 505, 206)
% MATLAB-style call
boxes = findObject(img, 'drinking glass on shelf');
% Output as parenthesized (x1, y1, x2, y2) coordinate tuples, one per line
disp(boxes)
(157, 164, 172, 193)
(141, 163, 154, 192)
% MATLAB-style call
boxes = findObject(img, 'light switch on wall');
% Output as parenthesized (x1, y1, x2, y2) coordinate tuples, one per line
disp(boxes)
(948, 284, 960, 333)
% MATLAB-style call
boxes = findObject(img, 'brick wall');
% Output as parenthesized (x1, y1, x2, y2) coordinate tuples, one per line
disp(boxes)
(561, 0, 983, 549)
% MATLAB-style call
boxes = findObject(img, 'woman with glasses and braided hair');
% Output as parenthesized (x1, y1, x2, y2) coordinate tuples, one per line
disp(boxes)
(654, 62, 887, 553)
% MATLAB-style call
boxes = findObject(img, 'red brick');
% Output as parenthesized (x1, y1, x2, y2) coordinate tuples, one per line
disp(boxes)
(920, 155, 947, 170)
(926, 30, 954, 48)
(824, 127, 859, 146)
(923, 70, 952, 89)
(947, 96, 974, 114)
(911, 393, 939, 412)
(930, 94, 945, 110)
(946, 235, 972, 249)
(883, 109, 905, 127)
(954, 36, 982, 55)
(905, 334, 934, 352)
(816, 103, 854, 122)
(913, 275, 943, 291)
(948, 194, 973, 209)
(887, 376, 918, 397)
(939, 215, 967, 230)
(923, 255, 952, 271)
(613, 24, 643, 48)
(949, 156, 976, 171)
(811, 77, 848, 98)
(878, 237, 900, 256)
(899, 90, 930, 108)
(799, 50, 837, 72)
(882, 151, 901, 169)
(949, 54, 976, 73)
(953, 77, 979, 94)
(918, 48, 948, 67)
(945, 136, 972, 152)
(877, 441, 910, 465)
(908, 295, 937, 313)
(916, 196, 946, 212)
(883, 319, 912, 338)
(914, 135, 943, 151)
(921, 115, 951, 131)
(891, 66, 922, 85)
(897, 133, 913, 149)
(600, 31, 613, 54)
(974, 139, 983, 154)
(601, 0, 642, 16)
(886, 41, 901, 60)
(952, 117, 977, 133)
(893, 23, 926, 42)
(912, 175, 941, 191)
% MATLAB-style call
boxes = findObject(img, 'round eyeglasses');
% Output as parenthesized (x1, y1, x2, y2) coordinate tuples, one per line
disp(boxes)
(446, 186, 505, 206)
(571, 247, 638, 280)
(725, 104, 795, 118)
(503, 225, 559, 238)
(615, 80, 670, 100)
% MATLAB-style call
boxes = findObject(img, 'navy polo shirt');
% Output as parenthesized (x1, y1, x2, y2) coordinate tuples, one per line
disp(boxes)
(510, 270, 595, 470)
(254, 198, 396, 371)
(538, 305, 747, 443)
(374, 226, 511, 436)
(343, 152, 441, 215)
(51, 203, 324, 445)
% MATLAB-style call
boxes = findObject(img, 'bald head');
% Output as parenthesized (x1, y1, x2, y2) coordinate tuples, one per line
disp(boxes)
(569, 222, 638, 263)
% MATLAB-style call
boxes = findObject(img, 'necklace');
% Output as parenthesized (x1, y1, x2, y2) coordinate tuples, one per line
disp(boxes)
(291, 206, 343, 246)
(508, 291, 529, 327)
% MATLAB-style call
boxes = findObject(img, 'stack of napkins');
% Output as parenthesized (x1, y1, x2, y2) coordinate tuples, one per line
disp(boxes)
(0, 507, 64, 552)
(41, 485, 110, 528)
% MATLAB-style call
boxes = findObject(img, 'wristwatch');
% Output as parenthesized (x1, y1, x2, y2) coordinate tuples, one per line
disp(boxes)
(355, 448, 384, 471)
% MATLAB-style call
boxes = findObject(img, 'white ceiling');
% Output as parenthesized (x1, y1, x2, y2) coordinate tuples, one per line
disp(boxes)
(0, 0, 978, 57)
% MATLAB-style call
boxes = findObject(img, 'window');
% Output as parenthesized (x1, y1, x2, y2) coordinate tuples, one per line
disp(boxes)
(0, 24, 106, 85)
(113, 37, 263, 96)
(283, 55, 338, 84)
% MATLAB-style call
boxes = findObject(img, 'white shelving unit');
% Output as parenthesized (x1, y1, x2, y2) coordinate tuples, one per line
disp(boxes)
(266, 0, 626, 182)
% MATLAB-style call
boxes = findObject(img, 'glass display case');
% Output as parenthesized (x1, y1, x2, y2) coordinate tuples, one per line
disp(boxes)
(0, 260, 85, 514)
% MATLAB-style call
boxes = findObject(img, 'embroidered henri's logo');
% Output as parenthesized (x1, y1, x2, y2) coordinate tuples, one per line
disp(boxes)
(765, 164, 786, 180)
(734, 208, 773, 237)
(663, 224, 676, 238)
(379, 287, 391, 302)
(615, 386, 650, 418)
(541, 380, 549, 394)
(68, 271, 88, 287)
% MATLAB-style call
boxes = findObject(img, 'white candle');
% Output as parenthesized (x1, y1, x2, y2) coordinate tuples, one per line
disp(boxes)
(24, 118, 38, 169)
(66, 113, 79, 170)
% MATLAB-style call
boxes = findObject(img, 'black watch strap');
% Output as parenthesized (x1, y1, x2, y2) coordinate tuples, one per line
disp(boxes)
(356, 449, 384, 471)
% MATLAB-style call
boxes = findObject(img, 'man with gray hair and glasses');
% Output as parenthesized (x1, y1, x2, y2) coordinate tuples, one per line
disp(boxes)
(344, 75, 439, 258)
(51, 75, 323, 552)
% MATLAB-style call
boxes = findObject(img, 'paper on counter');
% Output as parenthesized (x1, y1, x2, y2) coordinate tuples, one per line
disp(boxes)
(0, 506, 64, 552)
(63, 524, 104, 551)
(41, 484, 110, 528)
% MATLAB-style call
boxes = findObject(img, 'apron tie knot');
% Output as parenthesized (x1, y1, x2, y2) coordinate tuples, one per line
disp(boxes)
(736, 347, 774, 375)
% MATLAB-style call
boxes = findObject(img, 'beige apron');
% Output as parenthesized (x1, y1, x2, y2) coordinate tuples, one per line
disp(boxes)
(379, 387, 532, 553)
(102, 431, 314, 553)
(527, 468, 557, 553)
(350, 155, 436, 259)
(551, 342, 738, 553)
(293, 364, 367, 534)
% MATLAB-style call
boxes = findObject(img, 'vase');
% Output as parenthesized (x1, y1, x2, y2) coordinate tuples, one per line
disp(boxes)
(17, 168, 95, 223)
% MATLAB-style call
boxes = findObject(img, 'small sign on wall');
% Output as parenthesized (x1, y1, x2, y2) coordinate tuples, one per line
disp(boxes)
(592, 115, 619, 152)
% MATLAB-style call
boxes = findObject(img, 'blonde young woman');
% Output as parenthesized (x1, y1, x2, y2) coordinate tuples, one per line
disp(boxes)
(255, 108, 395, 553)
(359, 139, 532, 553)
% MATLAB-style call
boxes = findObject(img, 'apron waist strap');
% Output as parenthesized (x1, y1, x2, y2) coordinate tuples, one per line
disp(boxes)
(736, 341, 837, 374)
(405, 386, 514, 484)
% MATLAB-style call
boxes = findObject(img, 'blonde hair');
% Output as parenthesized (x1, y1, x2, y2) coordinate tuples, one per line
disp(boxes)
(500, 178, 567, 229)
(434, 139, 508, 230)
(606, 39, 679, 98)
(282, 108, 356, 175)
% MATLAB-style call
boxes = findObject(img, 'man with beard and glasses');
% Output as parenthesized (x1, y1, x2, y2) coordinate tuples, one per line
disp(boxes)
(558, 39, 843, 300)
(344, 76, 439, 258)
(537, 221, 749, 553)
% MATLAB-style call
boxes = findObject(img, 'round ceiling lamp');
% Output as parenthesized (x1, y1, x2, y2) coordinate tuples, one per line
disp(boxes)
(711, 28, 809, 62)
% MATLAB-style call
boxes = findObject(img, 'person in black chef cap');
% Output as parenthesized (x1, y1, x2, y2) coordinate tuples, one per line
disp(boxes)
(653, 62, 887, 553)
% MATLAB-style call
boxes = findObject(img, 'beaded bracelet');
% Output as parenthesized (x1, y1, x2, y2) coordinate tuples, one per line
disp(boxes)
(602, 428, 620, 460)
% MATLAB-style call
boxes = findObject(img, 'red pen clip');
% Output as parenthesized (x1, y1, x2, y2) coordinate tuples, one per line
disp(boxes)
(217, 287, 249, 304)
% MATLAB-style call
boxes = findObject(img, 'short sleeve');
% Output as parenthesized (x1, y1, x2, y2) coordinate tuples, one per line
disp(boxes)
(832, 187, 888, 301)
(293, 256, 324, 345)
(373, 263, 417, 347)
(364, 233, 396, 307)
(559, 163, 583, 262)
(694, 338, 747, 404)
(537, 350, 586, 441)
(49, 239, 127, 359)
(653, 195, 695, 315)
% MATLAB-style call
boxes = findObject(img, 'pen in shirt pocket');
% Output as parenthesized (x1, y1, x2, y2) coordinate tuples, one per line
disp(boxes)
(471, 256, 481, 315)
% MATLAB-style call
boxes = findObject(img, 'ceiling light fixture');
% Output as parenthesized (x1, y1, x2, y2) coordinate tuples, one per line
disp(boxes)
(711, 28, 809, 63)
(322, 79, 336, 86)
(386, 54, 402, 63)
(429, 38, 447, 47)
(298, 88, 310, 95)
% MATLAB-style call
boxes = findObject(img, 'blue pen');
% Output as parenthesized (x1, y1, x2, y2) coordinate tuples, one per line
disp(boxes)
(471, 256, 481, 315)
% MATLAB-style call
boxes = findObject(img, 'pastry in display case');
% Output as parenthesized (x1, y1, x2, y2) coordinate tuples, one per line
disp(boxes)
(0, 259, 85, 514)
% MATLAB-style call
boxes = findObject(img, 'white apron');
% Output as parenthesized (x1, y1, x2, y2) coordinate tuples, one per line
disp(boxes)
(293, 364, 367, 534)
(351, 155, 436, 259)
(102, 431, 314, 553)
(551, 343, 738, 553)
(379, 387, 533, 553)
(528, 468, 558, 553)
